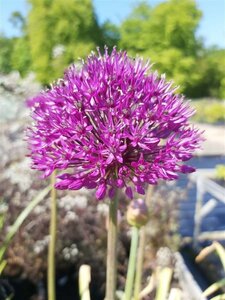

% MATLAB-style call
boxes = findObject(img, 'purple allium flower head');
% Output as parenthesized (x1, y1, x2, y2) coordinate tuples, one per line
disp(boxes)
(27, 47, 203, 200)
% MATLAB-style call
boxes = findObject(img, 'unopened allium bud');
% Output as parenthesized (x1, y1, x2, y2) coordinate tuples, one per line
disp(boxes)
(127, 199, 149, 228)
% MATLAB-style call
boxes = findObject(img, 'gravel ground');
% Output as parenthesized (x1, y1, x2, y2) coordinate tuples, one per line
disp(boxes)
(194, 123, 225, 156)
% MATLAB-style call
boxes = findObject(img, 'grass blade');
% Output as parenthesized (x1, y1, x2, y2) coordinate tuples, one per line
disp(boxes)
(203, 278, 225, 297)
(0, 185, 51, 261)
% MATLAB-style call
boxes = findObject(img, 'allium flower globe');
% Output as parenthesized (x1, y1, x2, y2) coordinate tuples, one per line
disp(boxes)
(27, 48, 203, 200)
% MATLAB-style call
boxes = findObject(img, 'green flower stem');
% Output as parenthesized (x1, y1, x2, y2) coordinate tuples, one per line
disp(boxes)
(79, 265, 91, 300)
(105, 194, 119, 300)
(133, 227, 146, 300)
(133, 186, 152, 300)
(48, 172, 57, 300)
(155, 267, 173, 300)
(124, 226, 139, 300)
(0, 185, 51, 262)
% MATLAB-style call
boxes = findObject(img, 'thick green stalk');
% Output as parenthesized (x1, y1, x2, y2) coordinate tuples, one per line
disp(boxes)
(133, 185, 153, 300)
(133, 227, 146, 300)
(155, 267, 173, 300)
(124, 226, 139, 300)
(48, 172, 57, 300)
(105, 194, 119, 300)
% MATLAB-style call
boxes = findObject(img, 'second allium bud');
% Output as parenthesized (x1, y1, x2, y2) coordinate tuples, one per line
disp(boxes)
(127, 199, 149, 228)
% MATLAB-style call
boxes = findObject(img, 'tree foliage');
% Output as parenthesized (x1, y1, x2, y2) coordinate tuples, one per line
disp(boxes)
(119, 0, 203, 96)
(27, 0, 103, 83)
(0, 0, 224, 99)
(11, 37, 31, 76)
(0, 36, 14, 74)
(120, 0, 202, 54)
(101, 21, 120, 49)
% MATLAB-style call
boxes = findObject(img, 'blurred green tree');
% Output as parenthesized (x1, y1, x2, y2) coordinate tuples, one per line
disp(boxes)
(6, 11, 32, 76)
(185, 48, 225, 99)
(101, 21, 120, 49)
(11, 36, 31, 77)
(27, 0, 103, 83)
(0, 0, 224, 99)
(119, 0, 203, 96)
(203, 49, 225, 99)
(0, 36, 13, 74)
(9, 11, 26, 31)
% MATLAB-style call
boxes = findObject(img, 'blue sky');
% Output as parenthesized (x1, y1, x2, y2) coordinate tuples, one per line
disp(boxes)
(0, 0, 224, 48)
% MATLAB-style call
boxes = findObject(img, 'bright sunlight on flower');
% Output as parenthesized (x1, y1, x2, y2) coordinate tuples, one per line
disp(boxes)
(27, 47, 203, 200)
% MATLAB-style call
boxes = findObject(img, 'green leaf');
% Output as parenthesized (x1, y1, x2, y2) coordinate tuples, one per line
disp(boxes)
(0, 185, 51, 261)
(203, 278, 225, 297)
(0, 259, 7, 274)
(211, 294, 225, 300)
(155, 267, 173, 300)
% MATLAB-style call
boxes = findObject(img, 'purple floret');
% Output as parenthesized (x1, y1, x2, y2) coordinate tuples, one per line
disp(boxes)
(27, 47, 203, 200)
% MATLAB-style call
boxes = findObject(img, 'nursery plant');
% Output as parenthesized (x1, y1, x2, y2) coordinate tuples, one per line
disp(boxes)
(215, 165, 225, 182)
(196, 241, 225, 299)
(26, 47, 203, 300)
(0, 187, 51, 299)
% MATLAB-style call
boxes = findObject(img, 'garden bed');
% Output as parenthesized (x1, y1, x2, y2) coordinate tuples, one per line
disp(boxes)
(1, 250, 208, 300)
